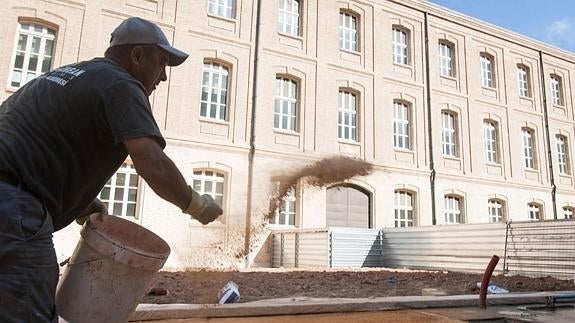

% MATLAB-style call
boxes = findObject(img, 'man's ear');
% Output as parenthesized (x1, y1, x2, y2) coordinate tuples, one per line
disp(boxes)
(130, 46, 145, 65)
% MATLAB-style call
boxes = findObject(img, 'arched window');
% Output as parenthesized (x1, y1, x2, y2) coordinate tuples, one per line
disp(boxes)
(480, 53, 494, 88)
(556, 134, 570, 175)
(527, 202, 542, 221)
(339, 11, 359, 52)
(10, 22, 56, 88)
(444, 195, 464, 224)
(550, 74, 563, 106)
(200, 61, 230, 120)
(484, 120, 499, 163)
(521, 128, 536, 169)
(488, 199, 505, 223)
(207, 0, 235, 18)
(441, 111, 457, 157)
(274, 77, 298, 131)
(563, 206, 574, 220)
(392, 26, 409, 65)
(338, 90, 358, 141)
(278, 0, 300, 36)
(393, 101, 410, 150)
(394, 190, 415, 227)
(439, 41, 454, 77)
(270, 184, 296, 226)
(517, 64, 531, 97)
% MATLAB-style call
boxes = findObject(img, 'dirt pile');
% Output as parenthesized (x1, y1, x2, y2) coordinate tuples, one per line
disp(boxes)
(143, 269, 575, 304)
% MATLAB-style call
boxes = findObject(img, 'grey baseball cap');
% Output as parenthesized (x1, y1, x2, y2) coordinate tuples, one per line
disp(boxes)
(110, 17, 188, 66)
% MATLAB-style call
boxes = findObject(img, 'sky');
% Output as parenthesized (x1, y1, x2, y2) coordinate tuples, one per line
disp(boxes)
(429, 0, 575, 53)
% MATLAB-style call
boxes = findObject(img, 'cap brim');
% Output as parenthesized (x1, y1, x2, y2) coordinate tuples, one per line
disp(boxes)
(157, 44, 189, 66)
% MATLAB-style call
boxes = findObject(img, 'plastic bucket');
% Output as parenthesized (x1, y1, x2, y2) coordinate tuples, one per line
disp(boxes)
(55, 213, 170, 323)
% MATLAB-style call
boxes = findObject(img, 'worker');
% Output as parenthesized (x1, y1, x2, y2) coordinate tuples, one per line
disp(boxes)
(0, 17, 222, 322)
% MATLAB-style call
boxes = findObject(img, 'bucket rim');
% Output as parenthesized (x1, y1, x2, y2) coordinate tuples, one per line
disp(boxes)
(84, 214, 170, 260)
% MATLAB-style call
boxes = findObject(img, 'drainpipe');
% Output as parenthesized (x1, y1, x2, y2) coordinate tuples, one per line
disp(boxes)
(244, 0, 263, 267)
(424, 12, 437, 225)
(538, 51, 558, 220)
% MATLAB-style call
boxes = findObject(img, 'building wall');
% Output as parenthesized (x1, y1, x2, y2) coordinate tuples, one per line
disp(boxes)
(2, 0, 575, 268)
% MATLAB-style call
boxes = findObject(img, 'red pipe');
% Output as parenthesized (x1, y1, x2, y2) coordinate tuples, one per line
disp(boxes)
(479, 255, 500, 309)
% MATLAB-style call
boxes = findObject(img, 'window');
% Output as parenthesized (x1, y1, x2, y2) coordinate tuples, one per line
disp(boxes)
(338, 90, 357, 141)
(441, 112, 457, 157)
(444, 195, 463, 224)
(484, 121, 498, 163)
(98, 162, 139, 218)
(394, 191, 414, 227)
(439, 41, 453, 77)
(278, 0, 300, 36)
(528, 203, 541, 221)
(522, 128, 536, 169)
(200, 62, 229, 120)
(393, 101, 410, 149)
(274, 77, 298, 131)
(550, 75, 562, 105)
(556, 135, 570, 175)
(517, 65, 530, 97)
(339, 11, 358, 52)
(192, 170, 224, 208)
(392, 27, 408, 65)
(480, 54, 493, 88)
(270, 188, 296, 225)
(563, 206, 574, 220)
(9, 22, 56, 88)
(488, 199, 505, 223)
(207, 0, 234, 18)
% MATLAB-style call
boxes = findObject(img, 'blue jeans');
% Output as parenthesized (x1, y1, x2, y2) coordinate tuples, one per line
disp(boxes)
(0, 181, 58, 323)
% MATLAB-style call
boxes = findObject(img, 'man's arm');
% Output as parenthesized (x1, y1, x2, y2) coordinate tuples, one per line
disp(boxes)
(75, 198, 108, 224)
(123, 136, 222, 224)
(123, 136, 189, 209)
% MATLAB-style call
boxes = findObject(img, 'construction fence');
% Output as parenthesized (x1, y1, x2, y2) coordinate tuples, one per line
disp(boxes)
(271, 220, 575, 279)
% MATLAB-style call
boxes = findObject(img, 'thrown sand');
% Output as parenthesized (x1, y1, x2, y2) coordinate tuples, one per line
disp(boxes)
(266, 156, 374, 219)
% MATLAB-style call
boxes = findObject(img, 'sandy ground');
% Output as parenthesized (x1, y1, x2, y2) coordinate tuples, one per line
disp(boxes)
(141, 268, 575, 305)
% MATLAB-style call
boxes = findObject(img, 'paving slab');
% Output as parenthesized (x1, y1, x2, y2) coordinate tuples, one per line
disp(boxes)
(130, 291, 575, 321)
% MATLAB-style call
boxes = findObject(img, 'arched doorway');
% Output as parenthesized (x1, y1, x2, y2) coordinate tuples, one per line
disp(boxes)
(326, 184, 371, 228)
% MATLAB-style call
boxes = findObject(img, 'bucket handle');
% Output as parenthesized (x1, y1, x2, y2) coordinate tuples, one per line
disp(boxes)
(59, 254, 114, 267)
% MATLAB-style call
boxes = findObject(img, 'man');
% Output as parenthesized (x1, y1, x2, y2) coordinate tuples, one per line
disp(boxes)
(0, 17, 222, 322)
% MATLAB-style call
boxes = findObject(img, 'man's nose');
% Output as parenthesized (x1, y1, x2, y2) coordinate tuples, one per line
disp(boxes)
(160, 68, 167, 82)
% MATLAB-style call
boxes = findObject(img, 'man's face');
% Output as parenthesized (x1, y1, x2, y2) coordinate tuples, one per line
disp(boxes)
(132, 46, 169, 96)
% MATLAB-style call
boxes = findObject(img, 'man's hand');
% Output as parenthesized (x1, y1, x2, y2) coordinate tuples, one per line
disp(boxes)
(76, 199, 108, 225)
(183, 187, 222, 225)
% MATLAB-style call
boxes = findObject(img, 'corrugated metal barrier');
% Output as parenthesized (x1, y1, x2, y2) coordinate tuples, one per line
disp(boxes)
(381, 223, 506, 273)
(271, 220, 575, 279)
(504, 219, 575, 279)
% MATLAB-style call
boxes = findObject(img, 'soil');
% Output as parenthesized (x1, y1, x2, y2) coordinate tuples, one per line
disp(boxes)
(141, 268, 575, 305)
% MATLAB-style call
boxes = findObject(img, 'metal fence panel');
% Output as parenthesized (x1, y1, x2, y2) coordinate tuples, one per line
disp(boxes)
(505, 220, 575, 279)
(272, 233, 282, 268)
(282, 233, 297, 268)
(330, 227, 384, 268)
(271, 220, 575, 279)
(271, 229, 329, 268)
(381, 223, 507, 273)
(297, 232, 329, 267)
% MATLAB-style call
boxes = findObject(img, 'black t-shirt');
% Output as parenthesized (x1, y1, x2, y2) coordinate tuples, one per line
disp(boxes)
(0, 58, 166, 231)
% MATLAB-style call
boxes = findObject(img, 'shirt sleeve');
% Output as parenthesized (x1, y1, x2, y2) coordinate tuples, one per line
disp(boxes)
(101, 80, 166, 149)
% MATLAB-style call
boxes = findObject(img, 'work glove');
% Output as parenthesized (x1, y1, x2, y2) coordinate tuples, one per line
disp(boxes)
(183, 186, 222, 225)
(76, 198, 108, 225)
